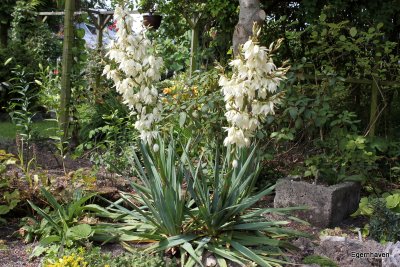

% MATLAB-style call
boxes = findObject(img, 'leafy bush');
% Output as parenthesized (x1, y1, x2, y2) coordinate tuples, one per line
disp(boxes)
(256, 14, 400, 186)
(369, 199, 400, 243)
(0, 150, 20, 224)
(76, 92, 137, 175)
(26, 188, 97, 258)
(352, 192, 400, 242)
(158, 69, 226, 149)
(0, 0, 62, 112)
(303, 134, 380, 185)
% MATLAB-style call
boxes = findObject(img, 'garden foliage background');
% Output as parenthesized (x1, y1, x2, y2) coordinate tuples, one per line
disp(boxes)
(0, 0, 399, 266)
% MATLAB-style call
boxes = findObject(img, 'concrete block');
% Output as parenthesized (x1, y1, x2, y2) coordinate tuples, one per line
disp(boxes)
(273, 178, 361, 227)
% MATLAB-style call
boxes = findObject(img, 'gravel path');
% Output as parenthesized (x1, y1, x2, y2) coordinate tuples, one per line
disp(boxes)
(0, 223, 40, 267)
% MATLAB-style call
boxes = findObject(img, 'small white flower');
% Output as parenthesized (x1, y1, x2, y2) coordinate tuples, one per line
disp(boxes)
(103, 5, 164, 144)
(232, 159, 238, 168)
(153, 143, 159, 152)
(219, 31, 288, 147)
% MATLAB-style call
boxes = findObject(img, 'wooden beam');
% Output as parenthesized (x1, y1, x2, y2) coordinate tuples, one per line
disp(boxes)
(100, 14, 113, 31)
(35, 9, 139, 17)
(36, 11, 86, 16)
(87, 8, 115, 15)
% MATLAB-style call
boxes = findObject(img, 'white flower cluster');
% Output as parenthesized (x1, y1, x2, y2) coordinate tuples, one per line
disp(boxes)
(103, 6, 163, 144)
(219, 26, 289, 148)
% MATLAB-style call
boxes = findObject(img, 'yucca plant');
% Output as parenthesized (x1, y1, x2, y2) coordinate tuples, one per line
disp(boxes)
(97, 136, 307, 266)
(92, 137, 196, 252)
(179, 145, 308, 266)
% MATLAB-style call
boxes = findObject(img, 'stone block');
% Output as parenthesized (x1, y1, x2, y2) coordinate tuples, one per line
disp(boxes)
(273, 178, 361, 227)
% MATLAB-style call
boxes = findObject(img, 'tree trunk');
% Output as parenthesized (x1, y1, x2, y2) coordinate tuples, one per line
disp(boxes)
(189, 24, 199, 77)
(233, 0, 266, 55)
(0, 22, 10, 48)
(60, 0, 75, 139)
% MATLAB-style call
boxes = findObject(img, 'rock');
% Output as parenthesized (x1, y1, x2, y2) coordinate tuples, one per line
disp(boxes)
(293, 237, 316, 254)
(314, 236, 384, 267)
(205, 254, 217, 267)
(200, 252, 245, 267)
(274, 177, 361, 227)
(320, 235, 347, 242)
(382, 241, 400, 267)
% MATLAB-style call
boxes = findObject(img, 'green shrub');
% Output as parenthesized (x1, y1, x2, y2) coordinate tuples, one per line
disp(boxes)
(369, 199, 400, 243)
(352, 192, 400, 242)
(0, 150, 20, 224)
(26, 188, 97, 258)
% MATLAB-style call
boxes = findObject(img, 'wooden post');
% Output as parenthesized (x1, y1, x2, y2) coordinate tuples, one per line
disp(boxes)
(0, 22, 9, 48)
(60, 0, 75, 139)
(97, 15, 103, 49)
(87, 10, 113, 92)
(95, 15, 104, 91)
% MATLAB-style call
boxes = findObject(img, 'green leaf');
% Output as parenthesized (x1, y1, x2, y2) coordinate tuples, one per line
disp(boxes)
(146, 234, 197, 252)
(319, 14, 327, 22)
(76, 28, 85, 39)
(40, 188, 63, 214)
(205, 244, 245, 265)
(0, 205, 10, 215)
(216, 257, 228, 267)
(66, 224, 93, 240)
(339, 35, 346, 41)
(295, 118, 303, 129)
(349, 27, 357, 37)
(30, 244, 48, 258)
(288, 107, 298, 119)
(385, 194, 400, 209)
(179, 112, 187, 127)
(39, 235, 61, 246)
(34, 80, 43, 86)
(233, 221, 289, 230)
(230, 240, 272, 267)
(4, 57, 12, 66)
(28, 200, 62, 233)
(181, 242, 203, 266)
(352, 197, 373, 216)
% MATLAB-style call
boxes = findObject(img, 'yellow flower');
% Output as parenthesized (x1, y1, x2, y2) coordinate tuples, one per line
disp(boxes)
(163, 88, 171, 94)
(44, 253, 88, 267)
(192, 86, 198, 95)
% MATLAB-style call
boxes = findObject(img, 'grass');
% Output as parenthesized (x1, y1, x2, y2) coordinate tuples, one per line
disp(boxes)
(0, 121, 58, 142)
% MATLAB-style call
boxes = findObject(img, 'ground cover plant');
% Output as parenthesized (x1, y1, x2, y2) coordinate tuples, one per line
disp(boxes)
(0, 0, 399, 266)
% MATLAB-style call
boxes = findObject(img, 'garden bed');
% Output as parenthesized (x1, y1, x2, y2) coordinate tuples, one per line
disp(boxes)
(0, 138, 394, 267)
